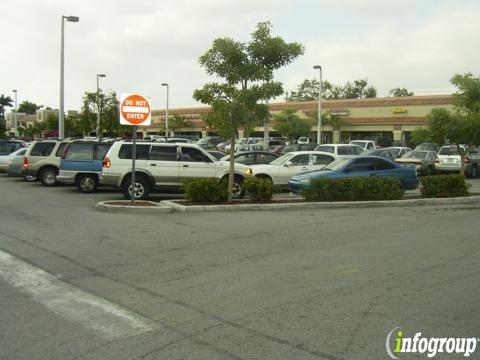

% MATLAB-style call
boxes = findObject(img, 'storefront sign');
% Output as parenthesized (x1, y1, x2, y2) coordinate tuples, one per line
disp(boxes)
(392, 107, 407, 114)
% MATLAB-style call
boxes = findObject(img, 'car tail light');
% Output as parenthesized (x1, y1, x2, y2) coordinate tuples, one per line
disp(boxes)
(103, 157, 111, 168)
(465, 157, 470, 164)
(62, 144, 70, 159)
(23, 157, 29, 169)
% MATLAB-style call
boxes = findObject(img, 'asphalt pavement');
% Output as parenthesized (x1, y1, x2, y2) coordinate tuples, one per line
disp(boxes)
(0, 175, 479, 360)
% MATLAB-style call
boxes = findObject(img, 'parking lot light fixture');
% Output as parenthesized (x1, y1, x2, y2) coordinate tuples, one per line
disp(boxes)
(12, 89, 17, 137)
(59, 15, 79, 140)
(313, 65, 322, 144)
(161, 83, 169, 137)
(96, 74, 106, 138)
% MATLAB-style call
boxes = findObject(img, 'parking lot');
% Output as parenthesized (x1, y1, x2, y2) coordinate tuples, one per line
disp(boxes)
(1, 175, 480, 359)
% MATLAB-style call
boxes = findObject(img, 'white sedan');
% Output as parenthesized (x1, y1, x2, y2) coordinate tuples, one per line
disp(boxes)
(244, 151, 338, 187)
(0, 148, 27, 172)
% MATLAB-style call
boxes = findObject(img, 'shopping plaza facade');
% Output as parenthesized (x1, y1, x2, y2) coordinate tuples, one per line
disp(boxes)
(144, 94, 453, 144)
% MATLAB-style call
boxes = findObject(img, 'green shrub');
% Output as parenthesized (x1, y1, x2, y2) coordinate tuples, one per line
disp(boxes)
(301, 177, 405, 202)
(182, 178, 228, 203)
(420, 175, 470, 198)
(243, 177, 276, 202)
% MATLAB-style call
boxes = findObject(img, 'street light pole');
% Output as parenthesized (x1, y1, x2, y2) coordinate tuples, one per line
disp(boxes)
(313, 65, 322, 144)
(96, 73, 106, 138)
(59, 15, 79, 140)
(12, 89, 17, 137)
(161, 83, 169, 137)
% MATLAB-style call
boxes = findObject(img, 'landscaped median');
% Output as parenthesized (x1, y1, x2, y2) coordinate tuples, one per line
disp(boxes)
(95, 175, 480, 213)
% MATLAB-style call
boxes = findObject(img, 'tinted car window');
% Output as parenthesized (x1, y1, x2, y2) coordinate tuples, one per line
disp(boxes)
(118, 144, 150, 159)
(234, 153, 255, 165)
(312, 154, 334, 165)
(348, 158, 375, 171)
(65, 143, 94, 161)
(30, 142, 56, 156)
(375, 159, 395, 170)
(149, 146, 178, 161)
(315, 146, 334, 153)
(256, 153, 277, 164)
(181, 147, 211, 162)
(289, 154, 310, 166)
(55, 142, 70, 157)
(94, 144, 111, 160)
(338, 146, 356, 155)
(0, 141, 23, 154)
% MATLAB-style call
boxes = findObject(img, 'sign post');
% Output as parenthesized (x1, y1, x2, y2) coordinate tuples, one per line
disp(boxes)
(119, 94, 151, 203)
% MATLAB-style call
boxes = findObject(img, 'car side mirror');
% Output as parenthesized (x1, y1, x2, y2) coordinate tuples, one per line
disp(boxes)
(284, 161, 292, 167)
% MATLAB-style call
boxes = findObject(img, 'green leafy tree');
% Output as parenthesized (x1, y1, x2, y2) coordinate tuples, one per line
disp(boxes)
(169, 115, 191, 133)
(193, 22, 304, 201)
(289, 78, 377, 101)
(17, 101, 43, 114)
(0, 119, 7, 138)
(79, 90, 123, 137)
(389, 87, 415, 97)
(274, 108, 312, 140)
(412, 73, 480, 175)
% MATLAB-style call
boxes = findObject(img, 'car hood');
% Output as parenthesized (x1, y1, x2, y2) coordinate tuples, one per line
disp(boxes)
(291, 169, 333, 181)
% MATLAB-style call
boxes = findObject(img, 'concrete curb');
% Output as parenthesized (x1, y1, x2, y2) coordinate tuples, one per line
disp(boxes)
(160, 195, 480, 213)
(95, 200, 173, 214)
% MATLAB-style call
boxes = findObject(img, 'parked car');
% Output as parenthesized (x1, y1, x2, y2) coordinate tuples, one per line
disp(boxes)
(207, 150, 226, 160)
(394, 150, 437, 175)
(57, 142, 112, 193)
(388, 147, 413, 158)
(1, 147, 24, 172)
(360, 148, 396, 161)
(6, 148, 36, 181)
(435, 145, 480, 178)
(297, 137, 310, 144)
(196, 136, 225, 149)
(288, 156, 418, 193)
(220, 151, 278, 165)
(349, 140, 376, 150)
(101, 141, 249, 200)
(280, 143, 317, 155)
(0, 140, 27, 172)
(22, 140, 71, 186)
(224, 139, 264, 153)
(315, 143, 363, 156)
(244, 151, 338, 188)
(414, 143, 440, 153)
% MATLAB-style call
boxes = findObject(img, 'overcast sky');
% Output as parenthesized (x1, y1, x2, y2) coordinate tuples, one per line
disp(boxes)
(1, 0, 479, 112)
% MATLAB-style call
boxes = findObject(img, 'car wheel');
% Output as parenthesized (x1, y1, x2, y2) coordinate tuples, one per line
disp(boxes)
(469, 165, 478, 179)
(77, 174, 98, 193)
(39, 167, 58, 187)
(231, 176, 245, 199)
(24, 175, 37, 182)
(122, 175, 150, 200)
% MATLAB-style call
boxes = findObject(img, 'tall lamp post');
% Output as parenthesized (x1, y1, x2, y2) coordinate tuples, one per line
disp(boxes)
(59, 15, 79, 140)
(161, 83, 169, 137)
(96, 73, 106, 138)
(313, 65, 322, 144)
(12, 89, 17, 137)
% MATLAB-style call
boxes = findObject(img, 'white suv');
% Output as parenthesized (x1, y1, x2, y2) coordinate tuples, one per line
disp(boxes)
(101, 141, 249, 199)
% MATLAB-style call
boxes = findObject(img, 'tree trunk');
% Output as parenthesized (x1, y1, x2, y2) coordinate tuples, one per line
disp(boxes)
(458, 145, 466, 176)
(227, 134, 236, 203)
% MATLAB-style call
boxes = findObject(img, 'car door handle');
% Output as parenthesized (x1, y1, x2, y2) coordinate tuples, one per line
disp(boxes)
(183, 164, 189, 168)
(150, 163, 157, 166)
(301, 167, 308, 170)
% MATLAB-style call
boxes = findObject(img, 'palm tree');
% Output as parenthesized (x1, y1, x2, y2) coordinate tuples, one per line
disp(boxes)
(0, 94, 14, 120)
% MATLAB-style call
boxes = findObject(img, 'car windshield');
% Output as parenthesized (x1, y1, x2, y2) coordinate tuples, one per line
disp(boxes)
(402, 151, 429, 159)
(323, 158, 352, 171)
(416, 144, 437, 151)
(270, 153, 295, 165)
(389, 148, 400, 157)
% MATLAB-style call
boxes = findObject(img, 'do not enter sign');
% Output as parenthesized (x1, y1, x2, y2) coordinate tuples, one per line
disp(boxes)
(120, 94, 151, 126)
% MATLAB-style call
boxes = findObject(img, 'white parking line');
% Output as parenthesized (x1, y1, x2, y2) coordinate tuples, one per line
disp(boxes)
(0, 250, 155, 340)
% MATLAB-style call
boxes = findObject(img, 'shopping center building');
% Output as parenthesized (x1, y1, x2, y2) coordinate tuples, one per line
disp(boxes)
(143, 94, 453, 144)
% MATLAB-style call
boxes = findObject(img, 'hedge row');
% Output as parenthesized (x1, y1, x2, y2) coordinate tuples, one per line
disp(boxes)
(301, 177, 405, 202)
(420, 175, 470, 198)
